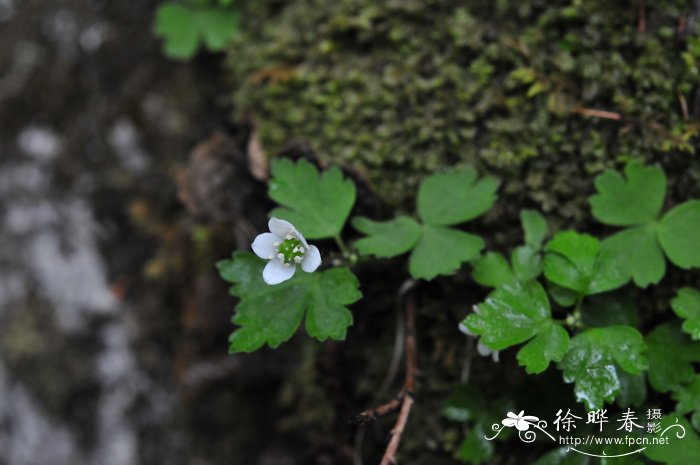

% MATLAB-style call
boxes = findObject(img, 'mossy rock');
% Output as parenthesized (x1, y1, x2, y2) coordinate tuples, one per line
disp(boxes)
(228, 0, 700, 210)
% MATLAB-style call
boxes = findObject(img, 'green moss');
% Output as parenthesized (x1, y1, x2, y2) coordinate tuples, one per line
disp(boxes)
(228, 0, 699, 206)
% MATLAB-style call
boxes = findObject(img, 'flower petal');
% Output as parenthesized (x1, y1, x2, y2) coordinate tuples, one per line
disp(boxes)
(301, 245, 321, 272)
(268, 217, 295, 237)
(515, 419, 530, 431)
(251, 233, 280, 259)
(458, 322, 474, 336)
(293, 230, 310, 248)
(502, 419, 517, 427)
(262, 259, 296, 285)
(476, 341, 493, 357)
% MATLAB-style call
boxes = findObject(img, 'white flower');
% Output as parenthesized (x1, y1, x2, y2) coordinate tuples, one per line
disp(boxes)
(251, 218, 322, 285)
(502, 411, 539, 431)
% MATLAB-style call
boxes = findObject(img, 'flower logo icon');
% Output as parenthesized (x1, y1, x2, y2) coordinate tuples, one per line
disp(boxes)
(502, 411, 540, 431)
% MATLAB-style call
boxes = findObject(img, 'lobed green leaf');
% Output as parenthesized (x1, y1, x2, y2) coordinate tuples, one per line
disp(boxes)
(511, 244, 542, 281)
(645, 322, 700, 393)
(269, 159, 356, 239)
(544, 231, 628, 295)
(463, 281, 552, 350)
(197, 8, 239, 50)
(520, 209, 548, 247)
(657, 200, 700, 269)
(217, 252, 361, 352)
(601, 224, 665, 287)
(471, 252, 514, 287)
(417, 168, 499, 226)
(154, 4, 199, 59)
(589, 161, 666, 226)
(559, 326, 648, 409)
(409, 226, 483, 280)
(671, 287, 700, 340)
(352, 216, 421, 258)
(516, 322, 570, 374)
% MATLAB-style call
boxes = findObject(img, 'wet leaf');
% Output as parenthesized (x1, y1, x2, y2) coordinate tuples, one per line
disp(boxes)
(517, 322, 570, 374)
(463, 281, 552, 350)
(560, 326, 648, 409)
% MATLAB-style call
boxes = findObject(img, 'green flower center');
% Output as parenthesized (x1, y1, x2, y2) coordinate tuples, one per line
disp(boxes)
(277, 237, 305, 264)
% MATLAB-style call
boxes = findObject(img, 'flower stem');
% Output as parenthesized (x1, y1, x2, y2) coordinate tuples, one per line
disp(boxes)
(333, 234, 349, 257)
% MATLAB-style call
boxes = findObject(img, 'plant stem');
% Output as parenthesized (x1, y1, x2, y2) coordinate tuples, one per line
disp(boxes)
(333, 234, 350, 256)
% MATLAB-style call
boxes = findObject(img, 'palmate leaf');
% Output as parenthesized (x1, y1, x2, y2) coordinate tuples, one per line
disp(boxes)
(673, 375, 700, 418)
(559, 326, 648, 410)
(516, 323, 570, 374)
(601, 224, 665, 288)
(589, 160, 666, 226)
(590, 162, 700, 287)
(471, 252, 514, 287)
(269, 159, 356, 239)
(470, 210, 546, 288)
(197, 8, 239, 50)
(217, 252, 361, 352)
(646, 322, 700, 393)
(464, 281, 568, 373)
(417, 167, 499, 226)
(511, 244, 542, 281)
(644, 417, 700, 465)
(409, 226, 484, 280)
(520, 209, 548, 247)
(657, 200, 700, 269)
(154, 3, 239, 60)
(671, 287, 700, 340)
(544, 231, 628, 295)
(353, 166, 497, 280)
(154, 4, 199, 59)
(352, 216, 422, 257)
(464, 281, 552, 350)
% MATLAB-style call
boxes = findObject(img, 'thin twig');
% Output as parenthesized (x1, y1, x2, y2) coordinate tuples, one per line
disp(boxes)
(380, 393, 414, 465)
(571, 107, 622, 120)
(679, 93, 689, 121)
(379, 294, 418, 465)
(353, 281, 416, 465)
(638, 1, 646, 33)
(352, 396, 404, 424)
